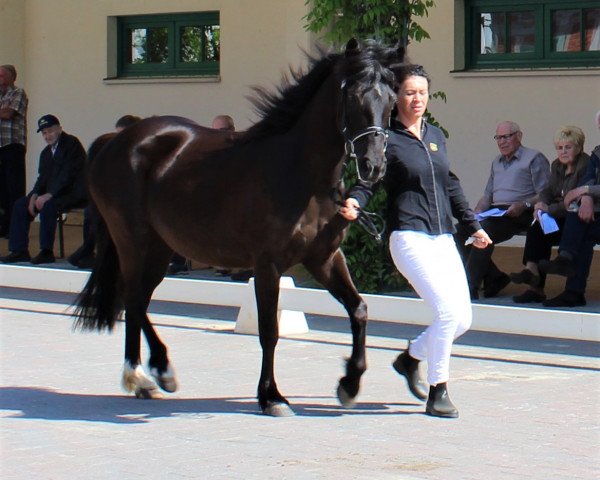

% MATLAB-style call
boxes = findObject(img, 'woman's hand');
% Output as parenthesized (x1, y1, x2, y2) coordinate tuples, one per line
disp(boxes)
(339, 198, 360, 221)
(470, 228, 493, 249)
(563, 185, 588, 208)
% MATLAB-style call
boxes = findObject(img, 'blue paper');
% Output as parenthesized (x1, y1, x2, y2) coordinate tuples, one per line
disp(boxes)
(475, 208, 507, 221)
(536, 211, 559, 235)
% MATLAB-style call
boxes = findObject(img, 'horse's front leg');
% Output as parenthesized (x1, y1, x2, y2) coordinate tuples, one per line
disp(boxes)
(304, 249, 368, 407)
(254, 261, 293, 417)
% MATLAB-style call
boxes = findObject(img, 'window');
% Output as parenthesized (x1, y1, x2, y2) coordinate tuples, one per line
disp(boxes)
(465, 1, 600, 69)
(117, 12, 220, 77)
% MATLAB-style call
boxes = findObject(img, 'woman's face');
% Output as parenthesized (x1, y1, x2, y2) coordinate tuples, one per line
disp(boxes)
(555, 140, 579, 165)
(396, 75, 429, 121)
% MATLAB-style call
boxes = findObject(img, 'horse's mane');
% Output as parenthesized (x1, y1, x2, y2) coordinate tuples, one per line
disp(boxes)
(238, 40, 404, 145)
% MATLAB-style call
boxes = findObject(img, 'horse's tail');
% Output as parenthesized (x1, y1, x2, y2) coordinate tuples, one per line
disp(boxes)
(73, 133, 123, 333)
(72, 213, 123, 332)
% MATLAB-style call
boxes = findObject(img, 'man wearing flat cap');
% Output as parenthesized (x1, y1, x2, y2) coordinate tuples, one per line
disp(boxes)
(1, 114, 86, 264)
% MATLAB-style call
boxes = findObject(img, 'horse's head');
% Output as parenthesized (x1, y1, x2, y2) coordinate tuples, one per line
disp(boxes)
(338, 38, 403, 186)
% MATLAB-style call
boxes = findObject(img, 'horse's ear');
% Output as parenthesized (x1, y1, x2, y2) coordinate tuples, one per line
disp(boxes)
(345, 38, 361, 57)
(393, 41, 407, 62)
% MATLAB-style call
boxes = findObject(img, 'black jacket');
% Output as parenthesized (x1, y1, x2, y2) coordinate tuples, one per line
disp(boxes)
(348, 119, 480, 236)
(30, 131, 87, 211)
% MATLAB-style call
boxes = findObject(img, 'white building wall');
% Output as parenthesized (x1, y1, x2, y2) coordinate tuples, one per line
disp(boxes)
(405, 1, 600, 205)
(4, 0, 600, 204)
(11, 0, 314, 191)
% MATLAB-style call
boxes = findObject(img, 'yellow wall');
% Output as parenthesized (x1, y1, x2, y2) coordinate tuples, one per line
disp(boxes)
(407, 1, 600, 204)
(0, 0, 26, 73)
(7, 0, 600, 203)
(14, 0, 315, 190)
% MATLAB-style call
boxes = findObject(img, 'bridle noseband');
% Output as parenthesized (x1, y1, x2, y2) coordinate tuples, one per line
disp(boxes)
(339, 81, 390, 183)
(344, 126, 389, 182)
(335, 82, 390, 242)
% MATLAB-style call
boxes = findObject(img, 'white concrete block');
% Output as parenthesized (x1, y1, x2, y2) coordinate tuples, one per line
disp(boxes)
(234, 276, 309, 336)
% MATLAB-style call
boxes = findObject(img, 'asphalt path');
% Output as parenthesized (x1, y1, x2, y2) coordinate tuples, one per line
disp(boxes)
(1, 291, 599, 479)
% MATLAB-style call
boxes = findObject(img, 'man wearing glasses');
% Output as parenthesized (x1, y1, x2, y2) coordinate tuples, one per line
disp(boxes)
(456, 121, 550, 300)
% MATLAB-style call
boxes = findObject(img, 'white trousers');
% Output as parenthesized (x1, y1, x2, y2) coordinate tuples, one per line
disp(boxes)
(389, 230, 472, 385)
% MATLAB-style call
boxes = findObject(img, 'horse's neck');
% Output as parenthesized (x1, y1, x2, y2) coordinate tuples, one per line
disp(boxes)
(295, 75, 344, 186)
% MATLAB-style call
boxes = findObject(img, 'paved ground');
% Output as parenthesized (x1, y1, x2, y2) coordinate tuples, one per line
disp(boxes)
(1, 289, 599, 480)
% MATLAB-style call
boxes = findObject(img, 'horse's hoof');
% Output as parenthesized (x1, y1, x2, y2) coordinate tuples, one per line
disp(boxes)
(157, 377, 178, 393)
(150, 366, 178, 393)
(337, 383, 356, 408)
(135, 387, 164, 399)
(263, 402, 295, 417)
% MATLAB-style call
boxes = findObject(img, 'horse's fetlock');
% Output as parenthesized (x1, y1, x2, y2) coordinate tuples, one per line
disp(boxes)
(346, 357, 367, 377)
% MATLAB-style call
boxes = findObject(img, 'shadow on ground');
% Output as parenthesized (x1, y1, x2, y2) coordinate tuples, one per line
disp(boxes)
(0, 386, 422, 423)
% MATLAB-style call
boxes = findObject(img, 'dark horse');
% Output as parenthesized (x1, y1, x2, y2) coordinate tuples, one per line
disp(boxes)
(73, 39, 403, 416)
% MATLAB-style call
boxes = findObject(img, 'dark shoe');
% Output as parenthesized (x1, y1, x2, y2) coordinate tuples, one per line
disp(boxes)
(426, 383, 458, 418)
(76, 255, 95, 269)
(30, 250, 55, 265)
(513, 289, 546, 304)
(1, 250, 31, 263)
(539, 255, 576, 278)
(67, 246, 91, 267)
(230, 269, 254, 282)
(483, 272, 510, 298)
(167, 261, 189, 275)
(509, 268, 540, 287)
(392, 350, 428, 401)
(543, 290, 586, 308)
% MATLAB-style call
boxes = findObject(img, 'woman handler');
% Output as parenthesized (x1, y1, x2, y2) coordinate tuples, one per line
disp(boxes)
(340, 64, 491, 418)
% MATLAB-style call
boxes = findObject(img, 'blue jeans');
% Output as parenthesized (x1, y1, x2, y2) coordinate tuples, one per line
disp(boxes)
(559, 212, 600, 294)
(8, 195, 58, 252)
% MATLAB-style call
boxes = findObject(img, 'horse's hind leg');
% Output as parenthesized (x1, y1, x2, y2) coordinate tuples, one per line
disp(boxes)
(254, 260, 294, 417)
(120, 233, 176, 399)
(303, 249, 368, 407)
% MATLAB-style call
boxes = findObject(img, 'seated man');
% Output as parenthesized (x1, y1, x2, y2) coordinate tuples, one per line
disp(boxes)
(539, 141, 600, 307)
(455, 121, 550, 299)
(1, 114, 86, 264)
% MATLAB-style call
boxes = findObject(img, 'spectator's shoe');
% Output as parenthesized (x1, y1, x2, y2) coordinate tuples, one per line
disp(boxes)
(509, 269, 540, 287)
(425, 383, 458, 419)
(30, 250, 55, 265)
(67, 246, 92, 268)
(230, 269, 254, 282)
(1, 250, 31, 263)
(392, 350, 428, 401)
(538, 256, 576, 278)
(513, 289, 546, 303)
(76, 255, 95, 269)
(167, 261, 189, 275)
(542, 290, 586, 308)
(483, 272, 510, 298)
